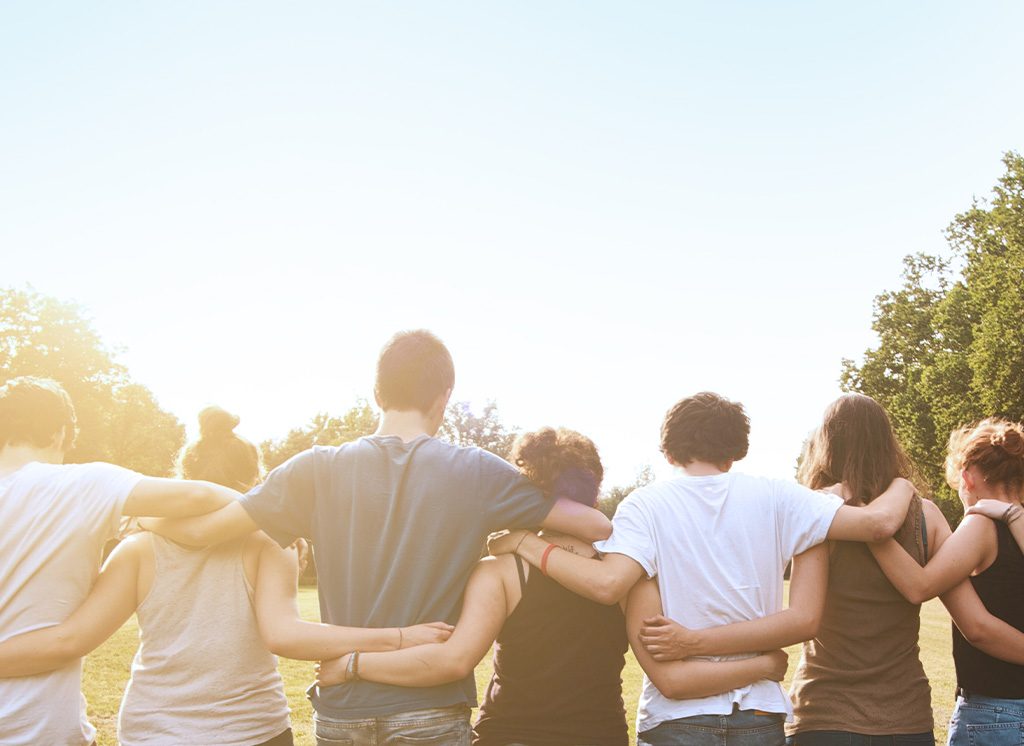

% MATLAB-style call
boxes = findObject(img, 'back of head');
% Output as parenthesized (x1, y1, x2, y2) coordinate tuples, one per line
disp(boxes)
(374, 330, 455, 414)
(798, 393, 914, 503)
(180, 406, 261, 492)
(946, 418, 1024, 492)
(660, 392, 749, 466)
(511, 427, 603, 507)
(0, 376, 77, 451)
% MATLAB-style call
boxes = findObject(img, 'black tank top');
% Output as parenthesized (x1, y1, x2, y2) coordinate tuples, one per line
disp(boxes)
(473, 555, 629, 746)
(952, 522, 1024, 698)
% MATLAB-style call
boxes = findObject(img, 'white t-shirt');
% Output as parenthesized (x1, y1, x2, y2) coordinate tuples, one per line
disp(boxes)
(0, 461, 142, 745)
(593, 471, 843, 734)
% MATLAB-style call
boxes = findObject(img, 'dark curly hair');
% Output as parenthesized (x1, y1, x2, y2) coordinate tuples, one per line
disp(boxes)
(511, 427, 603, 506)
(660, 392, 749, 466)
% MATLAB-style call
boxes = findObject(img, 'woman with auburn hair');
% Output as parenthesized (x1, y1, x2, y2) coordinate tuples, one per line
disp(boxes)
(317, 427, 789, 746)
(0, 407, 451, 746)
(870, 417, 1024, 746)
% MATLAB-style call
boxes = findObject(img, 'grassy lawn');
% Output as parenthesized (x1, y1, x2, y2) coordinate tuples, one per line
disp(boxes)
(84, 587, 957, 745)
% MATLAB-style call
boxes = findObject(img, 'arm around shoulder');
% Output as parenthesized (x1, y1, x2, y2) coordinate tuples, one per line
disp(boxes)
(123, 477, 241, 519)
(827, 477, 915, 542)
(539, 498, 612, 542)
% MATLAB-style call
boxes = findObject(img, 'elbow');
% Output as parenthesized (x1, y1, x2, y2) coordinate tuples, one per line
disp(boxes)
(578, 515, 612, 543)
(868, 514, 898, 543)
(446, 652, 477, 681)
(957, 617, 989, 647)
(258, 625, 292, 658)
(590, 575, 624, 606)
(796, 613, 822, 642)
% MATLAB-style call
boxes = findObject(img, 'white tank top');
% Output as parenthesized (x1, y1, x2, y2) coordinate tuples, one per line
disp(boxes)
(118, 535, 290, 745)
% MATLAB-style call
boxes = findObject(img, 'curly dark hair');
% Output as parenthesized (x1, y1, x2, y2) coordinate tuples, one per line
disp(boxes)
(660, 392, 749, 466)
(511, 427, 603, 506)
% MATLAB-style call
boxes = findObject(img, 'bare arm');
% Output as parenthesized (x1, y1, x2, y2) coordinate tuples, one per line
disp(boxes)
(317, 557, 509, 687)
(489, 531, 646, 605)
(869, 514, 994, 604)
(539, 498, 612, 542)
(142, 501, 260, 548)
(122, 477, 240, 518)
(254, 537, 452, 661)
(626, 578, 789, 699)
(942, 581, 1024, 665)
(0, 538, 141, 677)
(826, 477, 915, 542)
(638, 543, 828, 659)
(967, 499, 1024, 553)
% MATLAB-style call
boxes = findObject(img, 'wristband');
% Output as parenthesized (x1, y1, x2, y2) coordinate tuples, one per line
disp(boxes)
(540, 543, 557, 576)
(513, 532, 529, 555)
(1002, 504, 1022, 524)
(345, 650, 361, 682)
(397, 627, 404, 649)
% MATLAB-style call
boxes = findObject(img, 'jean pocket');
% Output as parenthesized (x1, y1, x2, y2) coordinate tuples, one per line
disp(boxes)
(966, 722, 1024, 746)
(316, 739, 355, 746)
(390, 719, 471, 745)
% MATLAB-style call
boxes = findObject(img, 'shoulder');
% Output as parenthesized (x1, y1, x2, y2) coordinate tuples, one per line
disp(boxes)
(472, 554, 518, 591)
(920, 498, 950, 525)
(66, 461, 142, 485)
(110, 532, 152, 564)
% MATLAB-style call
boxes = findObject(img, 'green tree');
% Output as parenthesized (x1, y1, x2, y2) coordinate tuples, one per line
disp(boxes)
(439, 400, 518, 459)
(598, 465, 654, 518)
(842, 152, 1024, 525)
(0, 287, 185, 475)
(261, 399, 380, 469)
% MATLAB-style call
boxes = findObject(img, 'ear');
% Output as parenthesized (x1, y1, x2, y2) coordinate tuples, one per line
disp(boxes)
(961, 468, 975, 492)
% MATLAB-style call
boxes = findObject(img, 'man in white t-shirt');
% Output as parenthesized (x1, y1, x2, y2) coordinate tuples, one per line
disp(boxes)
(490, 391, 914, 745)
(0, 377, 244, 745)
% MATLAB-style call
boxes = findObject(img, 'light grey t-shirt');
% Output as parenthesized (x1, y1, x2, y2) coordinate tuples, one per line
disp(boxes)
(240, 434, 554, 719)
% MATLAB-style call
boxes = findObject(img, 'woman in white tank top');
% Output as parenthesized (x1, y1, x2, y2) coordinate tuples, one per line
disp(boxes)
(0, 407, 452, 745)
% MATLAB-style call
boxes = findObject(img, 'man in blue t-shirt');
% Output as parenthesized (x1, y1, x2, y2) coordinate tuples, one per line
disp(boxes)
(149, 330, 611, 744)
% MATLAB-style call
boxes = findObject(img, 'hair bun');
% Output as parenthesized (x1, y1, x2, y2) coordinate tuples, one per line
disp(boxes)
(198, 406, 240, 439)
(997, 426, 1024, 458)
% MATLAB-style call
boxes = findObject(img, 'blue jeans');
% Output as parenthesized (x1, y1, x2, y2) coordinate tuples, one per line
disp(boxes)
(786, 731, 934, 746)
(948, 694, 1024, 746)
(314, 704, 471, 746)
(639, 708, 786, 746)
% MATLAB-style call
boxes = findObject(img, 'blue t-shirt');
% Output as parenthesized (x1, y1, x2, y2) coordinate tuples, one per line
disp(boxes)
(239, 434, 554, 718)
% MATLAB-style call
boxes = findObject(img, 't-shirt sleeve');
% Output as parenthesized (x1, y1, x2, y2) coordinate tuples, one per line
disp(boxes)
(80, 463, 145, 540)
(478, 450, 555, 531)
(775, 480, 844, 559)
(592, 494, 657, 578)
(239, 449, 317, 547)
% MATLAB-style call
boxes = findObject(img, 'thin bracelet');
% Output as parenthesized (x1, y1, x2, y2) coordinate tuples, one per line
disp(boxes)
(351, 650, 361, 681)
(513, 532, 529, 555)
(397, 626, 404, 649)
(540, 543, 557, 576)
(1008, 505, 1023, 525)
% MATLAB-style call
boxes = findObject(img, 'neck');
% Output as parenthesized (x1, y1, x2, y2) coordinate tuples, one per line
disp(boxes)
(0, 443, 62, 474)
(375, 409, 437, 443)
(680, 460, 729, 476)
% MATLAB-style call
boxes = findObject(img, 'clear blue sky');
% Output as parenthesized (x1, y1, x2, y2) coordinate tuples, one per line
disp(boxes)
(3, 1, 1022, 485)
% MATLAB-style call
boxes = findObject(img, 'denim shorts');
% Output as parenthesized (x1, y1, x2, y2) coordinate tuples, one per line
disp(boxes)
(947, 694, 1024, 746)
(314, 704, 471, 746)
(639, 708, 786, 746)
(786, 731, 934, 746)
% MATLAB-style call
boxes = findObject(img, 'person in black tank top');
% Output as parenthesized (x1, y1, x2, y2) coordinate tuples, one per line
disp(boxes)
(870, 418, 1024, 746)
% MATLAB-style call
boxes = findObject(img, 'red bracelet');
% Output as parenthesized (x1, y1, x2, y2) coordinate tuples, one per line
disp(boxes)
(540, 543, 557, 576)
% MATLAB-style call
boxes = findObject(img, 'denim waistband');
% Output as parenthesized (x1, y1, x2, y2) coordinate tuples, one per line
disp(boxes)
(957, 690, 1024, 716)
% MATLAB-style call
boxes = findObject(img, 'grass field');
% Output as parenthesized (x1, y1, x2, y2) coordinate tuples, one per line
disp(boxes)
(83, 588, 958, 745)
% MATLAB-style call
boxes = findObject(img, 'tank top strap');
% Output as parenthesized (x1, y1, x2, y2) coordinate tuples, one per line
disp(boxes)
(513, 554, 527, 593)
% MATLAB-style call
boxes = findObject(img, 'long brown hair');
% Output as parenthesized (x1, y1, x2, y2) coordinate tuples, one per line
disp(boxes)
(945, 418, 1024, 491)
(798, 394, 915, 504)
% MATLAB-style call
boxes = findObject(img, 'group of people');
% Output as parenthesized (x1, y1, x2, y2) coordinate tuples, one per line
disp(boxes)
(0, 329, 1022, 746)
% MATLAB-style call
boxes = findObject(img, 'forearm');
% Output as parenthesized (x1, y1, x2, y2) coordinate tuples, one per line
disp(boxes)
(682, 610, 816, 657)
(869, 540, 941, 603)
(0, 626, 85, 677)
(645, 655, 775, 700)
(516, 534, 630, 605)
(143, 501, 259, 548)
(943, 581, 1024, 665)
(356, 643, 477, 687)
(265, 619, 400, 661)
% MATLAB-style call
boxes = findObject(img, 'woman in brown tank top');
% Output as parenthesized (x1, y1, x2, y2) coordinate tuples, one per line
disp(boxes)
(789, 398, 1024, 746)
(870, 418, 1024, 746)
(318, 427, 789, 745)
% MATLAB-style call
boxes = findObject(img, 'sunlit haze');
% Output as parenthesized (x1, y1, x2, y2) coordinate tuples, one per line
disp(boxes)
(4, 1, 1023, 486)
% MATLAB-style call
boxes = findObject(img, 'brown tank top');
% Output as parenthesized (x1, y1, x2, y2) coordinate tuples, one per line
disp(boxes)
(787, 494, 933, 736)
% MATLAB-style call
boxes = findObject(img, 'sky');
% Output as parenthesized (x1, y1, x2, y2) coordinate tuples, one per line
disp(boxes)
(3, 1, 1023, 486)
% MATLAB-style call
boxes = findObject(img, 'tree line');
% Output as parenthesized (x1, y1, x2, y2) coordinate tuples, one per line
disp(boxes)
(4, 151, 1021, 523)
